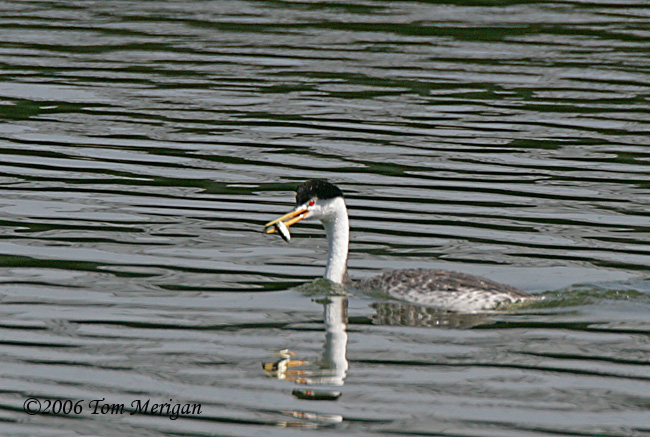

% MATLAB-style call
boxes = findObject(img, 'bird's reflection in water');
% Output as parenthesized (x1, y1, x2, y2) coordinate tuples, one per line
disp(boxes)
(261, 294, 494, 427)
(261, 349, 309, 381)
(370, 301, 488, 329)
(263, 296, 348, 391)
(262, 295, 347, 427)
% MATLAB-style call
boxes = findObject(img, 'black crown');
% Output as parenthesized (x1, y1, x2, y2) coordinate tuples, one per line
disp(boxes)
(296, 179, 344, 205)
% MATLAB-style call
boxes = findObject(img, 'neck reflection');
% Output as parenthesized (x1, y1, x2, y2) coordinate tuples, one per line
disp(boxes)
(263, 296, 349, 400)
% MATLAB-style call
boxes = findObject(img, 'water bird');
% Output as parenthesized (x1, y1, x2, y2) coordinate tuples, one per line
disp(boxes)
(264, 179, 537, 312)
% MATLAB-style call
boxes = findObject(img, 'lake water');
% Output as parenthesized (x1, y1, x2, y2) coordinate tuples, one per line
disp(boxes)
(0, 1, 649, 435)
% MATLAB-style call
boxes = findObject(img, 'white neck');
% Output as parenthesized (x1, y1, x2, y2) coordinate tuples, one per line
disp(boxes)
(321, 197, 349, 284)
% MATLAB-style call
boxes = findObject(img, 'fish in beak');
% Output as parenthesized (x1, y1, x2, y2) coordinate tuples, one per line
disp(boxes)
(264, 207, 308, 242)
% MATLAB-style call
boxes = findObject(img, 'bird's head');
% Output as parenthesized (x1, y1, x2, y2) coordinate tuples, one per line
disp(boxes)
(264, 179, 345, 238)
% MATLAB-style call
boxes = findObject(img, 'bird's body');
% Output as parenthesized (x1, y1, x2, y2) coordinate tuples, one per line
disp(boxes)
(265, 179, 537, 312)
(355, 268, 532, 312)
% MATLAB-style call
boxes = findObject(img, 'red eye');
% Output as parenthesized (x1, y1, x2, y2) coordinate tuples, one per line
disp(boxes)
(308, 200, 315, 206)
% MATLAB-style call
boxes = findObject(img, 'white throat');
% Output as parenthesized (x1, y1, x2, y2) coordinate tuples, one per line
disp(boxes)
(321, 197, 349, 284)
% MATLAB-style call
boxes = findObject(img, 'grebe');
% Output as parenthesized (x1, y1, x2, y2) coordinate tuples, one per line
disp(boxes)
(264, 179, 536, 312)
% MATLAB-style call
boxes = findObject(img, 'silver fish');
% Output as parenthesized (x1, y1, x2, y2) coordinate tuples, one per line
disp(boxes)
(274, 221, 291, 242)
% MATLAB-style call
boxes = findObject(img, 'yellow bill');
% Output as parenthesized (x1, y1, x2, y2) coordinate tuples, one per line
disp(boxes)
(264, 207, 308, 242)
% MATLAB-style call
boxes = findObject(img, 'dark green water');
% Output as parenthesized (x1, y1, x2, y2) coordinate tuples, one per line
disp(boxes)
(0, 1, 649, 435)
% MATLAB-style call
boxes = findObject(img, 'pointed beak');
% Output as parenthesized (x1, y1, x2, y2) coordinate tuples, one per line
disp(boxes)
(264, 207, 308, 234)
